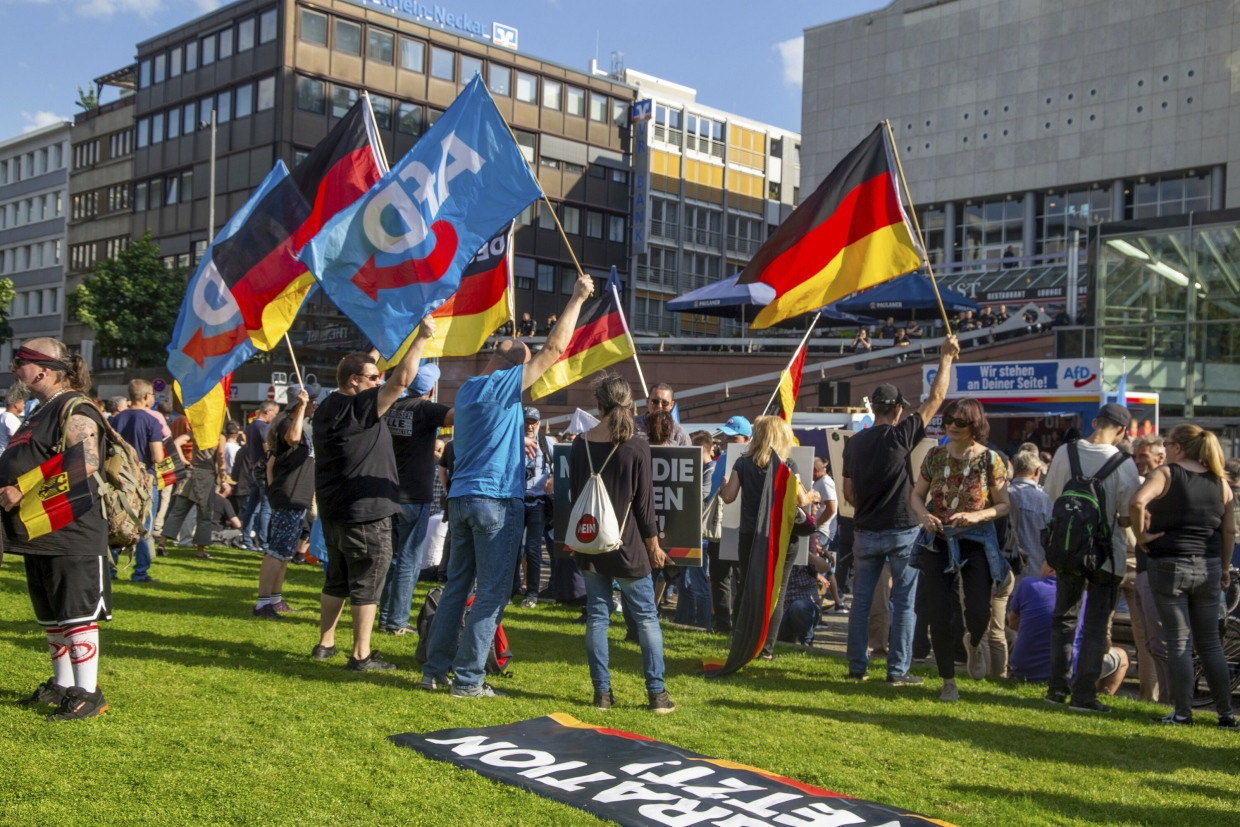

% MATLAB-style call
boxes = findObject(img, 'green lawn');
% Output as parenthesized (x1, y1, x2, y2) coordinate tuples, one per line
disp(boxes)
(0, 545, 1236, 826)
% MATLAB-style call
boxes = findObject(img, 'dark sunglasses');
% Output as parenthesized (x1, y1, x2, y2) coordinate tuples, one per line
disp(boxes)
(354, 372, 381, 382)
(941, 416, 972, 428)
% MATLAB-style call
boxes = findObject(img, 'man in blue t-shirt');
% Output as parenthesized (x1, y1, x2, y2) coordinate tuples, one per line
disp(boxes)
(421, 272, 594, 697)
(110, 379, 166, 583)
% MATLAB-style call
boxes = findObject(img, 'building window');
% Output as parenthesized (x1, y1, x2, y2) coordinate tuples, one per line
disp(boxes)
(537, 263, 555, 292)
(218, 27, 233, 59)
(134, 181, 147, 211)
(256, 76, 275, 111)
(217, 89, 232, 123)
(586, 211, 603, 238)
(609, 215, 625, 243)
(489, 65, 511, 97)
(566, 86, 585, 117)
(181, 170, 194, 202)
(560, 268, 577, 295)
(235, 83, 253, 118)
(515, 274, 533, 291)
(612, 99, 627, 126)
(589, 93, 607, 122)
(170, 46, 182, 78)
(515, 71, 537, 103)
(237, 17, 255, 52)
(136, 118, 149, 148)
(300, 9, 327, 45)
(199, 96, 214, 126)
(397, 102, 423, 136)
(611, 168, 628, 185)
(336, 20, 361, 55)
(183, 103, 196, 134)
(165, 175, 179, 205)
(561, 206, 581, 234)
(259, 8, 277, 44)
(430, 47, 454, 80)
(399, 38, 424, 72)
(427, 107, 444, 128)
(543, 79, 561, 110)
(460, 54, 482, 82)
(368, 29, 394, 64)
(332, 85, 357, 118)
(371, 95, 392, 129)
(201, 33, 216, 64)
(167, 109, 180, 139)
(139, 59, 151, 87)
(537, 203, 557, 230)
(297, 77, 325, 113)
(513, 130, 535, 164)
(151, 52, 165, 84)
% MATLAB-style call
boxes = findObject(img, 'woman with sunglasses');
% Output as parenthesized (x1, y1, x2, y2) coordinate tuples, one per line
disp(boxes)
(910, 398, 1012, 701)
(1130, 424, 1237, 728)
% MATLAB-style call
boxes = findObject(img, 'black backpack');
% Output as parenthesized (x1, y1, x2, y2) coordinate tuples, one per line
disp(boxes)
(415, 587, 512, 677)
(1042, 442, 1129, 579)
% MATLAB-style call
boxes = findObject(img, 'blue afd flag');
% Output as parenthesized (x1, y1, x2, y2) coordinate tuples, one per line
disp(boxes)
(300, 76, 542, 359)
(167, 162, 291, 409)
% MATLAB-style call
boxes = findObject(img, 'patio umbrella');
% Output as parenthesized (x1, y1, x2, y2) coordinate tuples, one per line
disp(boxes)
(665, 273, 775, 325)
(833, 272, 980, 320)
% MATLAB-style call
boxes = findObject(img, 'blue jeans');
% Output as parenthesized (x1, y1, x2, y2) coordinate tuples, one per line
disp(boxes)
(779, 598, 819, 645)
(847, 526, 921, 677)
(240, 476, 271, 550)
(583, 570, 665, 693)
(1149, 555, 1233, 718)
(114, 484, 159, 580)
(378, 502, 431, 631)
(674, 558, 712, 629)
(513, 500, 546, 596)
(422, 497, 523, 689)
(1049, 569, 1118, 704)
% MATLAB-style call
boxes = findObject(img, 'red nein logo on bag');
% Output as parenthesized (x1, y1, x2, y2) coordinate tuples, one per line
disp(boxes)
(575, 515, 599, 544)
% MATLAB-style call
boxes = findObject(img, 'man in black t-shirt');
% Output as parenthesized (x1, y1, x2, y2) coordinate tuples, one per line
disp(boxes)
(377, 362, 452, 635)
(842, 335, 959, 684)
(310, 317, 434, 672)
(238, 401, 278, 552)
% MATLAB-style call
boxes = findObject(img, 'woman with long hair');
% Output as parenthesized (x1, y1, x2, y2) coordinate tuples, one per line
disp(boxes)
(910, 397, 1011, 701)
(1130, 424, 1236, 728)
(719, 415, 817, 659)
(569, 373, 673, 713)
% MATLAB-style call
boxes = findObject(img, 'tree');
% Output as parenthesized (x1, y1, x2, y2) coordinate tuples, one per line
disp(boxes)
(69, 231, 186, 367)
(0, 277, 15, 343)
(75, 85, 99, 112)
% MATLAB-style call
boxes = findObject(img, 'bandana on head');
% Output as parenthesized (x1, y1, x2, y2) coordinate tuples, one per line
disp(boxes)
(14, 346, 69, 372)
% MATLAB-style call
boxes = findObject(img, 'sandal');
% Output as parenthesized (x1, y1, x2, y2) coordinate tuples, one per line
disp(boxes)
(195, 550, 213, 559)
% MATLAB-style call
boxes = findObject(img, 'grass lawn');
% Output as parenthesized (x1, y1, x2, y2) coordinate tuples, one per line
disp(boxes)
(0, 544, 1236, 826)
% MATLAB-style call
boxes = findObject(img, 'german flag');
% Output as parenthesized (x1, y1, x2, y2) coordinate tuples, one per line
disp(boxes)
(377, 224, 514, 369)
(209, 97, 385, 350)
(154, 435, 188, 491)
(703, 450, 799, 678)
(529, 268, 634, 400)
(740, 124, 922, 329)
(773, 338, 807, 422)
(175, 372, 232, 452)
(16, 442, 95, 541)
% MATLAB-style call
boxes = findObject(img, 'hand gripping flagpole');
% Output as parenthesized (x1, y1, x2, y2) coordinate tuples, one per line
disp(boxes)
(884, 119, 952, 332)
(611, 276, 649, 399)
(761, 315, 817, 419)
(283, 333, 305, 391)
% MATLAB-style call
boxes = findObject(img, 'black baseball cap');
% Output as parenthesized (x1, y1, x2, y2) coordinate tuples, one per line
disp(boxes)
(1095, 403, 1132, 429)
(871, 384, 907, 407)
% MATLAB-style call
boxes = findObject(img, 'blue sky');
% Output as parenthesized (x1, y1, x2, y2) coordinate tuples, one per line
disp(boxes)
(0, 0, 887, 140)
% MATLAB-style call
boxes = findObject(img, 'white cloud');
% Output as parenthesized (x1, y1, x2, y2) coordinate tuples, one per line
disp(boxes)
(77, 0, 165, 18)
(774, 36, 804, 87)
(193, 0, 224, 11)
(22, 111, 69, 133)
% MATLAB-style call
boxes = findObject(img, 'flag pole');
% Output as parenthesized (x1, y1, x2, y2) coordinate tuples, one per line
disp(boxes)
(761, 315, 817, 418)
(611, 277, 649, 399)
(884, 119, 952, 332)
(283, 333, 305, 391)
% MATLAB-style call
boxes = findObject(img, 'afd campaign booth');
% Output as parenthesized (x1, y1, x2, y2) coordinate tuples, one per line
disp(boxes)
(922, 358, 1159, 452)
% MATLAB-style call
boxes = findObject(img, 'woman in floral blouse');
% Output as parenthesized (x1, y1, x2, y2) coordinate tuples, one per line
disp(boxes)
(910, 398, 1012, 701)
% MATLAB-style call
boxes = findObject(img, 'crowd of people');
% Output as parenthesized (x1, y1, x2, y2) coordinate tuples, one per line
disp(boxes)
(3, 308, 1237, 728)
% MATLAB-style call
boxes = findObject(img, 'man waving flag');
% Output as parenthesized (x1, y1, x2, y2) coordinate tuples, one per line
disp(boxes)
(300, 75, 541, 360)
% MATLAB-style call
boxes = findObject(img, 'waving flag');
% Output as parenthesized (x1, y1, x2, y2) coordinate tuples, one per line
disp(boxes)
(173, 372, 232, 452)
(529, 269, 634, 400)
(300, 75, 541, 360)
(703, 451, 798, 678)
(15, 442, 95, 541)
(153, 435, 189, 491)
(740, 124, 923, 329)
(377, 223, 514, 369)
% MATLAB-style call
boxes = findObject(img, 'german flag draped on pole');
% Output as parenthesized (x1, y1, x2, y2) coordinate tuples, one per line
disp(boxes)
(703, 450, 799, 678)
(739, 124, 923, 329)
(772, 337, 807, 421)
(15, 442, 95, 541)
(529, 268, 634, 400)
(376, 222, 515, 369)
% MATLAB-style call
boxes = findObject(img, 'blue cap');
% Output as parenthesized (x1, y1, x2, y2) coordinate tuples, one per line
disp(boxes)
(411, 363, 440, 396)
(523, 406, 541, 422)
(720, 415, 752, 437)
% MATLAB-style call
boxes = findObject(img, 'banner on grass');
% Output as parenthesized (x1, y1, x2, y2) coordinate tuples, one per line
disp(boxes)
(550, 445, 702, 565)
(391, 714, 953, 827)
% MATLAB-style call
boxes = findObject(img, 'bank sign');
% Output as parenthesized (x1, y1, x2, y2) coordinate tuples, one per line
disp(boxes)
(923, 358, 1102, 396)
(342, 0, 517, 48)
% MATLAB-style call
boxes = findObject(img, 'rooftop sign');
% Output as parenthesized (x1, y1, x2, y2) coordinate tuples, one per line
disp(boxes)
(341, 0, 517, 48)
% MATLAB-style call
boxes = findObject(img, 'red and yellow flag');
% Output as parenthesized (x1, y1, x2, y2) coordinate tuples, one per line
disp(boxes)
(775, 340, 807, 421)
(16, 442, 94, 540)
(529, 269, 633, 400)
(739, 124, 922, 329)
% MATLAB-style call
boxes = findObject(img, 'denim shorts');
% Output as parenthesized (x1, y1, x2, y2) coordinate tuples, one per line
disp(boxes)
(321, 517, 393, 605)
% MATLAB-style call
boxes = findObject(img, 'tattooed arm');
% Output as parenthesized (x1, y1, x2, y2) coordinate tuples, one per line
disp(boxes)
(65, 413, 101, 476)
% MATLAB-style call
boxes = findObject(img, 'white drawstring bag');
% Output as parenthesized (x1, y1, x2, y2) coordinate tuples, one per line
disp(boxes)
(566, 442, 629, 554)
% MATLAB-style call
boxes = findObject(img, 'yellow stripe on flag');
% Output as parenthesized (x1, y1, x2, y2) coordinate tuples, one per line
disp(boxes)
(376, 288, 512, 370)
(248, 272, 318, 351)
(176, 380, 229, 452)
(528, 334, 632, 401)
(16, 463, 59, 539)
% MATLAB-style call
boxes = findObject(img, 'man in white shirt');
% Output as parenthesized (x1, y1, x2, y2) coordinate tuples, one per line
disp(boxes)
(0, 393, 26, 453)
(1041, 404, 1140, 713)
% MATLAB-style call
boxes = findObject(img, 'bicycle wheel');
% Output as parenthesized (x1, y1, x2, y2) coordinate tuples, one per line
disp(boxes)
(1191, 615, 1240, 708)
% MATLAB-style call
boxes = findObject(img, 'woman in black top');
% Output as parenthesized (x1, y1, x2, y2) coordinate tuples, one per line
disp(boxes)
(1130, 423, 1236, 727)
(569, 374, 672, 714)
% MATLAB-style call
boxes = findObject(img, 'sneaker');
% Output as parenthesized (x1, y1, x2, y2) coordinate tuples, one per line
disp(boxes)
(381, 626, 412, 636)
(1154, 713, 1193, 726)
(155, 542, 167, 557)
(1068, 698, 1112, 713)
(419, 673, 447, 691)
(612, 595, 623, 614)
(845, 672, 870, 682)
(939, 680, 959, 702)
(346, 651, 397, 671)
(450, 682, 507, 698)
(832, 604, 849, 614)
(311, 644, 338, 661)
(252, 604, 283, 620)
(272, 600, 297, 613)
(1217, 715, 1239, 730)
(593, 690, 615, 710)
(19, 679, 67, 707)
(886, 673, 925, 687)
(47, 686, 107, 721)
(1044, 690, 1068, 705)
(964, 632, 989, 680)
(648, 690, 676, 714)
(521, 594, 538, 609)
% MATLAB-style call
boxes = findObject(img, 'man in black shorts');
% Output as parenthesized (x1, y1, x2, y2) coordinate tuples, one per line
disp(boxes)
(311, 317, 434, 671)
(0, 338, 111, 721)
